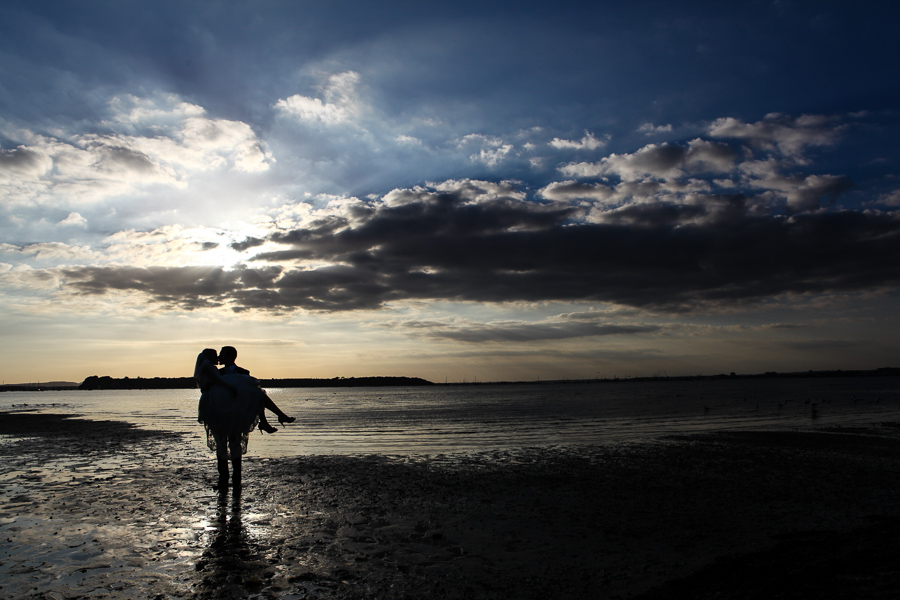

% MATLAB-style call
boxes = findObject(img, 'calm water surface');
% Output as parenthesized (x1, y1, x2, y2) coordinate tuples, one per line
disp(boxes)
(2, 377, 899, 457)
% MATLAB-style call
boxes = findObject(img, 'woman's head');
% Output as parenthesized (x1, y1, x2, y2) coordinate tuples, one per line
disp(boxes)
(194, 348, 218, 381)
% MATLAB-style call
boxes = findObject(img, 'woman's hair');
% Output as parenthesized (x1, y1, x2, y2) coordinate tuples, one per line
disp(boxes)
(194, 348, 218, 382)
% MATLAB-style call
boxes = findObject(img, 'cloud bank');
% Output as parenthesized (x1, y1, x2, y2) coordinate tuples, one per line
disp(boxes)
(58, 176, 900, 314)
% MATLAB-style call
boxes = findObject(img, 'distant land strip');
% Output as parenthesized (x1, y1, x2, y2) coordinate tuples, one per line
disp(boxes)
(72, 375, 435, 391)
(1, 367, 898, 392)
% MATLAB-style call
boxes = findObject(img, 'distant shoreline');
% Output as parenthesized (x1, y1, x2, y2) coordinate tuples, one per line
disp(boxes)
(2, 367, 898, 392)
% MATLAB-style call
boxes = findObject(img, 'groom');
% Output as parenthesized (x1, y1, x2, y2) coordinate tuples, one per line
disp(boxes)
(218, 346, 250, 376)
(217, 345, 286, 436)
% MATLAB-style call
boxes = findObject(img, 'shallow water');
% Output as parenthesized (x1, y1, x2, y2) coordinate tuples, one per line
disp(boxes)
(2, 377, 899, 457)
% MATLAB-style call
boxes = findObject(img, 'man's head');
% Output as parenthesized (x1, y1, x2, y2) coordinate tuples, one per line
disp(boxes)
(218, 346, 238, 366)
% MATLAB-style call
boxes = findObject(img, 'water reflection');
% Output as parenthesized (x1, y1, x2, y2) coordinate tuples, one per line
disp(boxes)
(193, 494, 274, 598)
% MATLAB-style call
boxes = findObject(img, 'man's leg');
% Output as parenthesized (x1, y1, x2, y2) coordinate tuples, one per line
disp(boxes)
(229, 434, 242, 493)
(213, 431, 229, 492)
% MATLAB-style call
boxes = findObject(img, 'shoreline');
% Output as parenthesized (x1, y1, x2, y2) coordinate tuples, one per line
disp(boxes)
(4, 367, 899, 392)
(3, 412, 900, 598)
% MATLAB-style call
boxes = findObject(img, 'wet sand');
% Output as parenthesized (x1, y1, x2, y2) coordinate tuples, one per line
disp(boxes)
(3, 412, 900, 599)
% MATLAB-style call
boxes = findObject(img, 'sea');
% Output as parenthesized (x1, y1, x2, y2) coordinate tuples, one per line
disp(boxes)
(2, 376, 899, 457)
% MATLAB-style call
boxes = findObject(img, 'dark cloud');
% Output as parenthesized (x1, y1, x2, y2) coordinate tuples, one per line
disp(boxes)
(0, 145, 46, 175)
(230, 237, 265, 252)
(95, 145, 158, 174)
(59, 185, 900, 315)
(781, 174, 853, 212)
(61, 265, 282, 311)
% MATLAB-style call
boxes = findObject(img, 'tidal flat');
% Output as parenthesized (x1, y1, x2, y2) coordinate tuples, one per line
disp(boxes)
(3, 411, 900, 599)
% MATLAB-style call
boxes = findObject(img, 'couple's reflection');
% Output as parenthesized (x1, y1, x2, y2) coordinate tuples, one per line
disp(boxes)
(194, 493, 273, 596)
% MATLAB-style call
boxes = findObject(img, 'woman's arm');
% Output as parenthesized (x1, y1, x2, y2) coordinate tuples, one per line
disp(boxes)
(202, 360, 238, 394)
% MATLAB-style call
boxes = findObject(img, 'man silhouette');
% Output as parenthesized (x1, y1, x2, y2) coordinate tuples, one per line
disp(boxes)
(218, 346, 250, 376)
(217, 346, 295, 434)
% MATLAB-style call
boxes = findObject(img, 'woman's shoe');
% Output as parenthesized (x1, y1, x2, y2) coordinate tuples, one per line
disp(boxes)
(259, 422, 278, 434)
(278, 415, 296, 426)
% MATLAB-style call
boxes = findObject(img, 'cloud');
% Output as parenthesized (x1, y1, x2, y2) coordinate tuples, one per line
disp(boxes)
(750, 171, 852, 211)
(550, 131, 608, 150)
(684, 139, 738, 172)
(56, 179, 900, 314)
(395, 134, 423, 146)
(274, 71, 363, 126)
(560, 139, 735, 182)
(561, 143, 686, 180)
(96, 225, 269, 268)
(60, 265, 284, 311)
(637, 123, 673, 135)
(1, 242, 99, 262)
(0, 266, 63, 292)
(554, 127, 856, 214)
(708, 113, 844, 158)
(59, 212, 87, 227)
(473, 144, 513, 167)
(230, 237, 266, 252)
(0, 146, 52, 181)
(274, 96, 353, 125)
(539, 181, 616, 203)
(879, 189, 900, 206)
(456, 134, 515, 167)
(0, 94, 272, 208)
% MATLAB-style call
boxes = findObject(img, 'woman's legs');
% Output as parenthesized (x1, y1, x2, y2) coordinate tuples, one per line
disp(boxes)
(258, 409, 278, 433)
(254, 391, 293, 430)
(261, 391, 294, 423)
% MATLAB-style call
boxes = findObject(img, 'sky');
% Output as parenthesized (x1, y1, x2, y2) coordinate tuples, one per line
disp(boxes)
(2, 0, 900, 384)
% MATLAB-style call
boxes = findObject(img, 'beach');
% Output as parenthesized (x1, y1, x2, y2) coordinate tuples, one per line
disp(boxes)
(3, 411, 900, 599)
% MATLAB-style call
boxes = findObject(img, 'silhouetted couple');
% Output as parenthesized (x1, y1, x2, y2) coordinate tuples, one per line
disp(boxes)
(194, 346, 295, 493)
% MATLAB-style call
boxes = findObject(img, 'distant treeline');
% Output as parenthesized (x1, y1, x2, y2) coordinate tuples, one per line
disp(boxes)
(79, 376, 196, 390)
(0, 381, 78, 392)
(76, 375, 434, 390)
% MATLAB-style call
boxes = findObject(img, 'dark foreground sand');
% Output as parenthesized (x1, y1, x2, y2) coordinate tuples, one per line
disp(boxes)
(3, 412, 900, 599)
